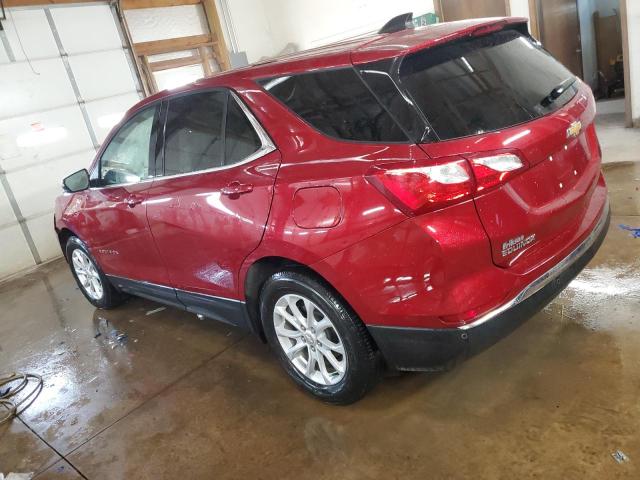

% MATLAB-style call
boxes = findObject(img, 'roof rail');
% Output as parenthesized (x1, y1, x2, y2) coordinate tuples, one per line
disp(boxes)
(378, 12, 414, 34)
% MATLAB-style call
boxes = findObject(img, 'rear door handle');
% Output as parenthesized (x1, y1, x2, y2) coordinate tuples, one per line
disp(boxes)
(221, 181, 254, 197)
(126, 194, 144, 208)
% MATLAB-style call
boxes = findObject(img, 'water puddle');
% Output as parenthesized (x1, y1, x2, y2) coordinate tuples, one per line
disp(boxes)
(94, 317, 129, 349)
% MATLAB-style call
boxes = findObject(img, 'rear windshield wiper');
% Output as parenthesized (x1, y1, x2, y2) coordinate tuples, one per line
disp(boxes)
(540, 77, 577, 107)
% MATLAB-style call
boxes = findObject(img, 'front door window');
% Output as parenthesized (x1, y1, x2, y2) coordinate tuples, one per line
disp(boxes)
(100, 107, 157, 185)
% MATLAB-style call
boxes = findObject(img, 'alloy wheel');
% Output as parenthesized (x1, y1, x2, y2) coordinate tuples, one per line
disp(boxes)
(273, 293, 347, 385)
(71, 250, 104, 301)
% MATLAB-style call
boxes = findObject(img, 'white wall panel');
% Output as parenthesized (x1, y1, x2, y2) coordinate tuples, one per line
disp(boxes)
(223, 0, 435, 62)
(0, 58, 77, 119)
(0, 44, 9, 64)
(270, 0, 435, 50)
(0, 225, 35, 279)
(0, 183, 18, 227)
(6, 151, 93, 219)
(124, 5, 209, 43)
(509, 0, 530, 20)
(68, 50, 138, 101)
(222, 0, 278, 62)
(50, 5, 122, 54)
(0, 105, 94, 173)
(27, 215, 62, 262)
(85, 92, 140, 143)
(0, 10, 58, 62)
(0, 4, 142, 280)
(154, 64, 204, 91)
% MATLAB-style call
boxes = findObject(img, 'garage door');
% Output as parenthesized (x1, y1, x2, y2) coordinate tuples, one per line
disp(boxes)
(0, 2, 143, 280)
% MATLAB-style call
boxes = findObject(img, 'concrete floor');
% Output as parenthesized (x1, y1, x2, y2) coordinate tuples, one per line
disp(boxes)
(1, 114, 639, 479)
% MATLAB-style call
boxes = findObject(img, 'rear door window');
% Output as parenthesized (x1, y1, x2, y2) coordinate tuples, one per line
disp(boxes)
(162, 90, 266, 176)
(258, 68, 408, 142)
(398, 29, 577, 140)
(164, 91, 227, 176)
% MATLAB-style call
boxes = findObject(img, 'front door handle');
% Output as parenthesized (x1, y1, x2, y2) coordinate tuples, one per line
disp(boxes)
(126, 194, 144, 208)
(221, 181, 254, 197)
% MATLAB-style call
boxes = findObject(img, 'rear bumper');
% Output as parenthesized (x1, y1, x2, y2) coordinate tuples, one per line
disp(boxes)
(368, 200, 611, 371)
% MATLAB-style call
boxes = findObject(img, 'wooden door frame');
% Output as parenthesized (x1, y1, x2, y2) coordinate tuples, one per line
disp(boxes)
(118, 0, 230, 95)
(620, 0, 633, 126)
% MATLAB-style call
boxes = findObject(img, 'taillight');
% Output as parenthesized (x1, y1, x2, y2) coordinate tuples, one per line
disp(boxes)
(467, 153, 528, 193)
(366, 158, 474, 215)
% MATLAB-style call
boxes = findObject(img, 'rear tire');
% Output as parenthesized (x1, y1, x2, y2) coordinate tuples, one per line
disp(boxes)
(65, 236, 127, 309)
(260, 271, 381, 404)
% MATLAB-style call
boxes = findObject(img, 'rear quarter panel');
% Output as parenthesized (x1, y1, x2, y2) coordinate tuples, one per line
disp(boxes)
(234, 83, 426, 295)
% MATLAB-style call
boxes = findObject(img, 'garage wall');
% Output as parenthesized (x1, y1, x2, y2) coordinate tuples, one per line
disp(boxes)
(508, 0, 530, 19)
(218, 0, 436, 63)
(0, 3, 143, 280)
(266, 0, 436, 52)
(623, 0, 640, 126)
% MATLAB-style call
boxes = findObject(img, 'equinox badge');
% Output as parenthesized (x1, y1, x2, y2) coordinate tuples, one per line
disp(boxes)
(502, 234, 536, 257)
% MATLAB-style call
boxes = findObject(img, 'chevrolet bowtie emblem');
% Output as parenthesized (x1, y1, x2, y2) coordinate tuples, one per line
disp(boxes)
(567, 120, 582, 139)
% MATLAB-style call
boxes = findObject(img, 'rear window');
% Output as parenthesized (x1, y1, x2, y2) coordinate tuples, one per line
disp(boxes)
(399, 29, 577, 141)
(258, 69, 408, 142)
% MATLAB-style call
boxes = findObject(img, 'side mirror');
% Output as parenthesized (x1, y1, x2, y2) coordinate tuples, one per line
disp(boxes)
(63, 169, 90, 193)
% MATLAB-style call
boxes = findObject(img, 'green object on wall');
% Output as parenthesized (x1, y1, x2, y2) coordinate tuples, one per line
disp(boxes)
(412, 12, 440, 27)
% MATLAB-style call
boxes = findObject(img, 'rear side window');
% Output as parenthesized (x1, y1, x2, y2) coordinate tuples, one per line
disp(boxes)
(399, 30, 577, 140)
(358, 59, 432, 143)
(225, 98, 261, 165)
(258, 69, 408, 142)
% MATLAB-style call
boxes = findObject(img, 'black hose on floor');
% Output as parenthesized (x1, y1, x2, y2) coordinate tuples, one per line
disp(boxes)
(0, 373, 43, 425)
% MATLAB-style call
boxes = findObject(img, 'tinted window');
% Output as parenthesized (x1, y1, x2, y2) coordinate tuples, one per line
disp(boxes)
(100, 106, 156, 185)
(225, 98, 261, 164)
(258, 69, 407, 142)
(359, 59, 431, 142)
(399, 30, 577, 140)
(164, 91, 226, 176)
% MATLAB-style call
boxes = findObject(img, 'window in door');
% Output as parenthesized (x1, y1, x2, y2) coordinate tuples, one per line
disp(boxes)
(163, 90, 266, 176)
(99, 106, 158, 186)
(225, 96, 262, 165)
(163, 90, 227, 176)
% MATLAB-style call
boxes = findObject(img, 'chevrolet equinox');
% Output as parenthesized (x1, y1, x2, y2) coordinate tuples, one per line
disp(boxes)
(55, 15, 610, 404)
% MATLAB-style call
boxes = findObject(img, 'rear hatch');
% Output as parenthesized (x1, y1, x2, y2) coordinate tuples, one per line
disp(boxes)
(394, 26, 602, 270)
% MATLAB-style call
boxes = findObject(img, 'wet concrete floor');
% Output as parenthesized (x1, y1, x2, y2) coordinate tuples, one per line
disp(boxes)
(1, 114, 639, 479)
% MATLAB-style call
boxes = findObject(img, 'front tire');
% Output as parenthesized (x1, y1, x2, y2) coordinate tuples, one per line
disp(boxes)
(260, 271, 381, 404)
(65, 236, 126, 309)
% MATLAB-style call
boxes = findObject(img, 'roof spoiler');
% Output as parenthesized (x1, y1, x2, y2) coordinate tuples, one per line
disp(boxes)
(379, 12, 414, 34)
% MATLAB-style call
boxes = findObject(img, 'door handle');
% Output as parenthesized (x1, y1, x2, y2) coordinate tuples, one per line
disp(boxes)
(126, 194, 144, 208)
(221, 181, 253, 197)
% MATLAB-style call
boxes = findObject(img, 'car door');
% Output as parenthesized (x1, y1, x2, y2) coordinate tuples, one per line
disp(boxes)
(80, 104, 172, 290)
(146, 89, 280, 322)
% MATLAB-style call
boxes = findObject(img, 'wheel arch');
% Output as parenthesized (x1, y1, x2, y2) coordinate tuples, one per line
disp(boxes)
(243, 256, 369, 345)
(57, 227, 78, 260)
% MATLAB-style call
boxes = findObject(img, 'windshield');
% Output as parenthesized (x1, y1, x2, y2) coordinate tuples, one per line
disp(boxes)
(398, 29, 578, 141)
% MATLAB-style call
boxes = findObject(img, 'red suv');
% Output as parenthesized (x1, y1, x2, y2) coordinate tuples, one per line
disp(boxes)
(56, 15, 609, 404)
